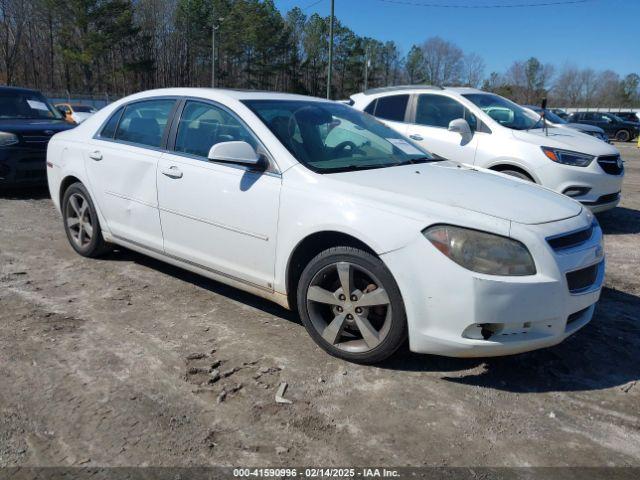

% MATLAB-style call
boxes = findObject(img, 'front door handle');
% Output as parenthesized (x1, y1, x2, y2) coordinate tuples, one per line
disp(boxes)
(161, 166, 183, 179)
(89, 150, 102, 161)
(409, 134, 423, 141)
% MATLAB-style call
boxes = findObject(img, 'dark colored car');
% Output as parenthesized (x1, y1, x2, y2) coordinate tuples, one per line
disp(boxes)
(0, 86, 75, 189)
(612, 111, 640, 123)
(525, 105, 609, 142)
(550, 108, 569, 120)
(567, 111, 640, 142)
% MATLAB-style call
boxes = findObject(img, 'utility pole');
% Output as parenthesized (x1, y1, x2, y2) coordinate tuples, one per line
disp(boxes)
(326, 0, 335, 99)
(211, 8, 223, 88)
(364, 47, 369, 91)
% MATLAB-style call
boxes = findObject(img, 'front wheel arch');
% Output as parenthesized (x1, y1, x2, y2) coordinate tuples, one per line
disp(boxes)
(489, 164, 537, 183)
(285, 231, 378, 311)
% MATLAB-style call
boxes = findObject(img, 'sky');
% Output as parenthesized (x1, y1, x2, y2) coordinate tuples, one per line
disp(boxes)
(273, 0, 639, 77)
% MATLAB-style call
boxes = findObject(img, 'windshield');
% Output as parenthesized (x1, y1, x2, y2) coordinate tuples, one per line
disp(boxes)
(72, 105, 96, 113)
(0, 91, 63, 120)
(243, 100, 433, 173)
(464, 93, 539, 130)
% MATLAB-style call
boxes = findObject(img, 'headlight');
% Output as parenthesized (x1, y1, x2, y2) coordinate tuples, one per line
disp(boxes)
(0, 131, 19, 147)
(423, 225, 536, 276)
(541, 146, 594, 167)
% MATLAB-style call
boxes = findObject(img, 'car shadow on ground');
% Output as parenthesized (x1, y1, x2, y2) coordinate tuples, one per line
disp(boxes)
(105, 247, 640, 392)
(598, 207, 640, 234)
(381, 287, 640, 393)
(0, 186, 50, 200)
(103, 247, 300, 322)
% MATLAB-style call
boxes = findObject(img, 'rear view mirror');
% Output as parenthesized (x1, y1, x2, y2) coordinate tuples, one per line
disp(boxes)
(448, 118, 473, 144)
(208, 141, 266, 171)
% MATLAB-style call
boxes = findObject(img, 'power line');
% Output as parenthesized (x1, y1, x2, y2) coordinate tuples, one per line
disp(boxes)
(302, 0, 326, 11)
(378, 0, 592, 8)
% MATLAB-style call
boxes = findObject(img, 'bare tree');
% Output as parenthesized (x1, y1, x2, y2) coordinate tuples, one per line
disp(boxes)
(462, 52, 484, 88)
(420, 36, 463, 86)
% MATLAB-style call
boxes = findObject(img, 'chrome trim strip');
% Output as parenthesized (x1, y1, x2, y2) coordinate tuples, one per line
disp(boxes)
(158, 207, 269, 241)
(111, 234, 272, 292)
(105, 190, 157, 208)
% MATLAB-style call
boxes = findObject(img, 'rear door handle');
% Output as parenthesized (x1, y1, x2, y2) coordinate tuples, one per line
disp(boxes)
(409, 134, 423, 141)
(161, 166, 183, 179)
(89, 150, 102, 161)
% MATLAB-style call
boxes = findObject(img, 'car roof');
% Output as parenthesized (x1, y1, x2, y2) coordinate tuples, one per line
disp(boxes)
(0, 85, 41, 95)
(355, 85, 485, 98)
(122, 87, 330, 104)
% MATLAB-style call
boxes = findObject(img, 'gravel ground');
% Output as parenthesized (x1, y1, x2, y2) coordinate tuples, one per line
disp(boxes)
(1, 143, 639, 468)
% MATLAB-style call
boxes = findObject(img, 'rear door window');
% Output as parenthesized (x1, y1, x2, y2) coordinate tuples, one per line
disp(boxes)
(114, 99, 176, 148)
(372, 95, 409, 122)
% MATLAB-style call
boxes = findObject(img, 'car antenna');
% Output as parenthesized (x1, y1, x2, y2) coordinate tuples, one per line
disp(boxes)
(541, 97, 549, 136)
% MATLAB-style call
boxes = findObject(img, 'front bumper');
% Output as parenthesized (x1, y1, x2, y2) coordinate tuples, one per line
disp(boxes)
(382, 213, 604, 357)
(537, 159, 623, 213)
(0, 147, 48, 187)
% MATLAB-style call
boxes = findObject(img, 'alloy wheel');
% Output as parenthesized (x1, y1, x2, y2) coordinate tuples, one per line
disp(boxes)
(305, 261, 392, 353)
(65, 192, 94, 249)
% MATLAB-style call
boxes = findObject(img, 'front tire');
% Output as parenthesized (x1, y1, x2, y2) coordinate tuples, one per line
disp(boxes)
(62, 182, 111, 258)
(615, 129, 631, 142)
(296, 246, 407, 364)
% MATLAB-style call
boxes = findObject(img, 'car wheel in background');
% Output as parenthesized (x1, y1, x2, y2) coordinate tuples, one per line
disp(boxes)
(500, 169, 534, 182)
(615, 129, 631, 142)
(297, 246, 407, 364)
(62, 182, 111, 258)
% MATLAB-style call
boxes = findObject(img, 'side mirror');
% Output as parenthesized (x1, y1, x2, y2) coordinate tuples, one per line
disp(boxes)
(448, 118, 473, 143)
(207, 141, 266, 171)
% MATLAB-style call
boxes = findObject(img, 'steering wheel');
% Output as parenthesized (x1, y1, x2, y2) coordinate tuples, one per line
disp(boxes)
(332, 140, 359, 158)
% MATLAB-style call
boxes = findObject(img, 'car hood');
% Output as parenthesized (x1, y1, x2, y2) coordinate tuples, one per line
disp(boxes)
(564, 122, 604, 134)
(331, 161, 582, 225)
(511, 127, 617, 155)
(0, 118, 74, 133)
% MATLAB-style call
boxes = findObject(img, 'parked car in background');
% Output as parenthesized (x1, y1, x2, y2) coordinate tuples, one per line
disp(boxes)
(612, 111, 640, 123)
(524, 105, 609, 142)
(351, 86, 624, 212)
(567, 111, 640, 142)
(0, 86, 75, 188)
(55, 103, 98, 124)
(48, 88, 604, 363)
(551, 108, 569, 120)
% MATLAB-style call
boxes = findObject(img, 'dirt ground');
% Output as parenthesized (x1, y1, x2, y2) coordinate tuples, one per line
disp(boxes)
(1, 143, 639, 469)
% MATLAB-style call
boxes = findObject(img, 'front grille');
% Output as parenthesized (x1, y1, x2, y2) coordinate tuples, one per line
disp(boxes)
(567, 307, 590, 326)
(597, 154, 623, 175)
(566, 262, 601, 293)
(547, 224, 594, 251)
(20, 133, 55, 150)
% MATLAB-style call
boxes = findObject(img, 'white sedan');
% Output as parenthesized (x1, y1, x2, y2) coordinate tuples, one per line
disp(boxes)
(46, 88, 604, 363)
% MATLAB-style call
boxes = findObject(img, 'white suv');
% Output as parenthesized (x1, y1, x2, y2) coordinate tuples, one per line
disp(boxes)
(350, 86, 624, 212)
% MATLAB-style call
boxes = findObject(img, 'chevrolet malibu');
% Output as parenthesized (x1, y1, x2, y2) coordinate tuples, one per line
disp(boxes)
(47, 88, 605, 363)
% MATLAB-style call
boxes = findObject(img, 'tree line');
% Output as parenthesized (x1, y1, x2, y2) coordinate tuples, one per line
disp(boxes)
(1, 0, 638, 108)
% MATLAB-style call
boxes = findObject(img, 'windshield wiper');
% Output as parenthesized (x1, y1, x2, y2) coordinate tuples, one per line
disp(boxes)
(322, 164, 389, 174)
(396, 156, 440, 166)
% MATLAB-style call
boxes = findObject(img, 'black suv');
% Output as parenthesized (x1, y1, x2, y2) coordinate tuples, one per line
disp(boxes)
(0, 86, 75, 189)
(612, 111, 640, 123)
(568, 111, 639, 142)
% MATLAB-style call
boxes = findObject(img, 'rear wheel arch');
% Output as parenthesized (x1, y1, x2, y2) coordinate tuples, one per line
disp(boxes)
(285, 231, 378, 310)
(59, 175, 83, 208)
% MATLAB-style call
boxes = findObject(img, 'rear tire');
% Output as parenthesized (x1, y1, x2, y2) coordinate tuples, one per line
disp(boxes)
(62, 182, 111, 258)
(296, 246, 407, 364)
(615, 129, 631, 142)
